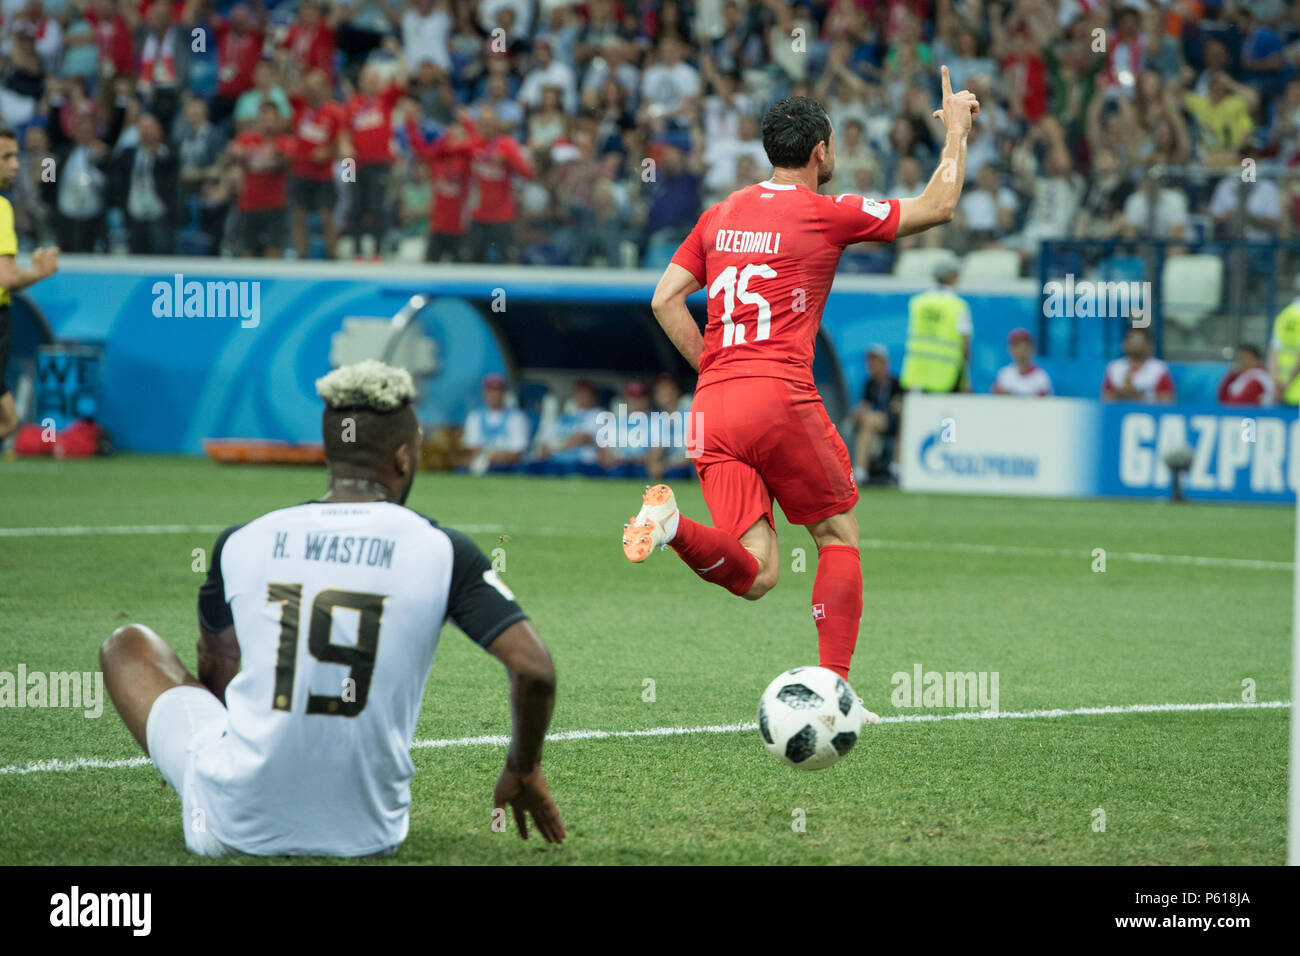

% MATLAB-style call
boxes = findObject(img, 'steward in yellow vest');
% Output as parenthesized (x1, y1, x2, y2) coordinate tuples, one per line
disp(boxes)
(900, 259, 971, 393)
(1268, 295, 1300, 405)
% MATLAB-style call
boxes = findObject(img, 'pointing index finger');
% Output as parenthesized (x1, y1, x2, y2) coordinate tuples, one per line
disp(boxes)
(941, 64, 952, 100)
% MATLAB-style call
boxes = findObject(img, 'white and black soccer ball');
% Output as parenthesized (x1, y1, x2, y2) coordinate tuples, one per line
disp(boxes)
(758, 666, 866, 770)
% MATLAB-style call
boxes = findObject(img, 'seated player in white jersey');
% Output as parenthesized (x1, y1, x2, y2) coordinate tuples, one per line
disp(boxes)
(991, 328, 1053, 397)
(99, 360, 565, 856)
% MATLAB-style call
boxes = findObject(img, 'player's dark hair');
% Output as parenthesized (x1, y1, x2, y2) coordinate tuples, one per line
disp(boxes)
(1237, 342, 1262, 360)
(0, 126, 16, 143)
(761, 96, 832, 169)
(321, 403, 419, 476)
(1124, 325, 1151, 341)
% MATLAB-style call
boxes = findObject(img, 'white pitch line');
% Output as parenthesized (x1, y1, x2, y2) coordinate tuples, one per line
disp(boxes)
(0, 700, 1287, 777)
(856, 538, 1293, 571)
(0, 522, 1287, 571)
(0, 523, 507, 538)
(0, 524, 229, 538)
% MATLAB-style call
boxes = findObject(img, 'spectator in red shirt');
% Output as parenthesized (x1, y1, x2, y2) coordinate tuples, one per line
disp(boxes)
(343, 41, 406, 257)
(208, 3, 267, 125)
(467, 104, 534, 264)
(281, 0, 340, 81)
(401, 100, 480, 262)
(136, 1, 187, 132)
(289, 67, 346, 259)
(992, 5, 1050, 123)
(84, 0, 135, 80)
(1218, 344, 1276, 407)
(228, 100, 295, 258)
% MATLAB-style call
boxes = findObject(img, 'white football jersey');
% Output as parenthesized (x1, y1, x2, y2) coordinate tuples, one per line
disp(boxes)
(194, 501, 525, 857)
(1102, 357, 1175, 402)
(993, 362, 1053, 396)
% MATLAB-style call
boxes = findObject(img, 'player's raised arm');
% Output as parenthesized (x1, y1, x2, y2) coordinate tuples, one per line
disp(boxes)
(896, 65, 979, 238)
(651, 262, 705, 371)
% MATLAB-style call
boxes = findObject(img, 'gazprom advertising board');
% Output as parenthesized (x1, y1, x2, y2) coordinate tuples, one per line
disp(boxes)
(1099, 403, 1299, 503)
(900, 394, 1299, 504)
(900, 394, 1100, 498)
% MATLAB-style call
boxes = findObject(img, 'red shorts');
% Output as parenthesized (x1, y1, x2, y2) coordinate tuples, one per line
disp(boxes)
(689, 377, 858, 537)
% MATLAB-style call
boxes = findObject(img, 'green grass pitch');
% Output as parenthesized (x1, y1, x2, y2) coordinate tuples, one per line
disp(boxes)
(0, 456, 1290, 864)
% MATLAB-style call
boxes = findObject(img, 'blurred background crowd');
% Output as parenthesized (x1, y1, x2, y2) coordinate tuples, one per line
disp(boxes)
(2, 0, 1298, 270)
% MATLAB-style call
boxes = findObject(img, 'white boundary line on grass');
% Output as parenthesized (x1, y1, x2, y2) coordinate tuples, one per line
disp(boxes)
(0, 699, 1288, 777)
(0, 523, 509, 538)
(0, 522, 1289, 571)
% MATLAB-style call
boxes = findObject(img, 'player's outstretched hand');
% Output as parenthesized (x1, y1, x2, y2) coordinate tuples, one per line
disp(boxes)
(494, 764, 567, 844)
(31, 247, 59, 278)
(931, 65, 980, 135)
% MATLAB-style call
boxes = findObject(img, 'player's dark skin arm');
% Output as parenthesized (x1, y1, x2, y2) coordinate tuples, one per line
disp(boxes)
(197, 623, 240, 704)
(489, 619, 566, 843)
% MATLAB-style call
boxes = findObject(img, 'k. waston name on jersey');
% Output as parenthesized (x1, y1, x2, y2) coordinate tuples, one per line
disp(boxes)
(271, 531, 396, 568)
(715, 229, 782, 255)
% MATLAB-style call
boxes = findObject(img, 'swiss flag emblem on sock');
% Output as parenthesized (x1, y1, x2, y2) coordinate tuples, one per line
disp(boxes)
(812, 603, 826, 620)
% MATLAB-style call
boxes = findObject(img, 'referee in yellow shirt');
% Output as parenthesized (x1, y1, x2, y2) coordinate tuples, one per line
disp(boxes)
(0, 125, 59, 442)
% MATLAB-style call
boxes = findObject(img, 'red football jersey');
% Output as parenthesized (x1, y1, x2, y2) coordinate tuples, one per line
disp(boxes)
(469, 136, 534, 224)
(291, 99, 347, 181)
(347, 85, 405, 165)
(284, 22, 336, 79)
(232, 132, 296, 211)
(407, 117, 482, 235)
(671, 180, 900, 390)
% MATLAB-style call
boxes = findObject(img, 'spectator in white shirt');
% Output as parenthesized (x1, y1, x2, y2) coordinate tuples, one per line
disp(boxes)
(992, 329, 1053, 397)
(518, 37, 578, 114)
(958, 164, 1018, 248)
(1122, 172, 1189, 241)
(477, 0, 533, 39)
(1209, 154, 1281, 241)
(699, 65, 751, 145)
(640, 37, 700, 120)
(401, 0, 453, 72)
(582, 37, 639, 100)
(703, 113, 766, 195)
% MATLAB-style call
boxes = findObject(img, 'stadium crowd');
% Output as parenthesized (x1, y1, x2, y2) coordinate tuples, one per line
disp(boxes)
(1, 0, 1297, 268)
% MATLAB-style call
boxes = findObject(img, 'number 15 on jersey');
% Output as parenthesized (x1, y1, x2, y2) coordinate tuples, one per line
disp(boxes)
(710, 262, 776, 347)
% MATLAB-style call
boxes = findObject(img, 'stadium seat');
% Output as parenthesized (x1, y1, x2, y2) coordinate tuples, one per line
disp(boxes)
(958, 249, 1021, 283)
(1162, 254, 1223, 332)
(892, 248, 955, 282)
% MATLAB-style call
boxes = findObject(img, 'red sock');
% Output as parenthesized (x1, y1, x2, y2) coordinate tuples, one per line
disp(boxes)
(668, 516, 760, 596)
(812, 545, 862, 679)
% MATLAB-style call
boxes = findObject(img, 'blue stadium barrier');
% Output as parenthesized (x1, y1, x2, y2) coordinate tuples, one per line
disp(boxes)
(29, 257, 1244, 455)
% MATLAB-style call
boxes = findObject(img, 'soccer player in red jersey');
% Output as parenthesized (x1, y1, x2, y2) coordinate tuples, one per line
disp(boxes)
(626, 67, 979, 683)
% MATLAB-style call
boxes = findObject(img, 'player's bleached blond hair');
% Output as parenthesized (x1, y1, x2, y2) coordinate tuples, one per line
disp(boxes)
(315, 360, 416, 412)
